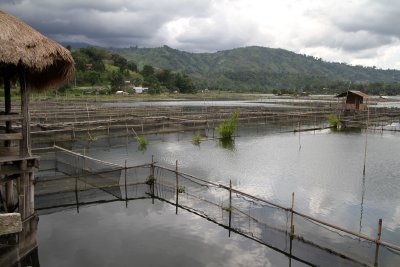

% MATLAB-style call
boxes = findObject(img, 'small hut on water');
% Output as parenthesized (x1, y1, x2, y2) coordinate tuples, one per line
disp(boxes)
(336, 90, 369, 110)
(0, 10, 74, 265)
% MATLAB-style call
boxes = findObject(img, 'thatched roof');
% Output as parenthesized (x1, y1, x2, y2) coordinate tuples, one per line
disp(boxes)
(0, 10, 75, 92)
(336, 90, 369, 98)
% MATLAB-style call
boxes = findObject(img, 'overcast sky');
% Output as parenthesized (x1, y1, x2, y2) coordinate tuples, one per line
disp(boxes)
(2, 0, 400, 69)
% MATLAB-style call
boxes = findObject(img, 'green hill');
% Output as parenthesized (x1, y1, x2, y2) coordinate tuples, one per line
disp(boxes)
(110, 45, 400, 94)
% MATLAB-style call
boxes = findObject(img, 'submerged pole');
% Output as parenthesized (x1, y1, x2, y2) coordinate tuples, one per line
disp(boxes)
(125, 160, 128, 208)
(374, 219, 383, 266)
(363, 99, 370, 176)
(290, 192, 295, 236)
(175, 160, 179, 215)
(229, 179, 232, 237)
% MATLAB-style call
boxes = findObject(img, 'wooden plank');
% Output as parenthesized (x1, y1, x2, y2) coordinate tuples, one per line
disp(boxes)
(0, 146, 19, 156)
(0, 133, 23, 141)
(0, 165, 34, 177)
(0, 114, 22, 122)
(0, 213, 22, 235)
(0, 155, 39, 164)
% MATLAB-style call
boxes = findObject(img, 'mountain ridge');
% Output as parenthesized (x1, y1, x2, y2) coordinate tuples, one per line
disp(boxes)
(73, 44, 400, 93)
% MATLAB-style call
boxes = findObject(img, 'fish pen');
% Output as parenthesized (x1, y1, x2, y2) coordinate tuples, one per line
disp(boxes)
(33, 147, 400, 266)
(2, 98, 399, 145)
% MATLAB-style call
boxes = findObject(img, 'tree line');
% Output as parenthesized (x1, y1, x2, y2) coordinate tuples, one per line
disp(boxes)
(61, 47, 195, 94)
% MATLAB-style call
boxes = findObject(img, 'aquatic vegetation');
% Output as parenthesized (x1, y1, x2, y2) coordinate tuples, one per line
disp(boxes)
(327, 114, 342, 129)
(217, 111, 239, 140)
(137, 136, 148, 152)
(137, 135, 148, 146)
(177, 186, 186, 194)
(145, 174, 155, 185)
(192, 133, 201, 145)
(219, 138, 235, 150)
(223, 205, 234, 212)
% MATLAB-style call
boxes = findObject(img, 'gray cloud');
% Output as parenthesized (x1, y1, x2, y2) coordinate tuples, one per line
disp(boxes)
(1, 0, 400, 68)
(1, 0, 213, 47)
(303, 0, 400, 52)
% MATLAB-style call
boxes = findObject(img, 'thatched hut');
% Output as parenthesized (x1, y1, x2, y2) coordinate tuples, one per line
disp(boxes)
(336, 90, 369, 110)
(0, 10, 74, 257)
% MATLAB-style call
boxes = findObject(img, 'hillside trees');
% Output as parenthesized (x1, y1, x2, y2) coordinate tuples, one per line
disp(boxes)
(63, 47, 196, 94)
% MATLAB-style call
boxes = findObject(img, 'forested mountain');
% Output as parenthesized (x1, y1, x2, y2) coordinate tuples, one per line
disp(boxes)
(110, 45, 400, 95)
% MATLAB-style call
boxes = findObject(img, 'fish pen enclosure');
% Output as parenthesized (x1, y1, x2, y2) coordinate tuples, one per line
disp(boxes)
(33, 147, 400, 266)
(1, 98, 400, 145)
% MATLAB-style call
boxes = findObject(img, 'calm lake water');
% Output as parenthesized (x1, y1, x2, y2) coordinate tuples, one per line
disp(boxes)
(34, 123, 400, 266)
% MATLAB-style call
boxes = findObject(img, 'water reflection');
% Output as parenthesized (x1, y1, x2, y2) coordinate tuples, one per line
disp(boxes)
(74, 126, 400, 246)
(32, 181, 370, 267)
(219, 138, 235, 150)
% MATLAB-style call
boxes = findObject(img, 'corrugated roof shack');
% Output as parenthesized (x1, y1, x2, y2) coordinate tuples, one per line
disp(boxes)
(336, 90, 369, 110)
(0, 10, 74, 266)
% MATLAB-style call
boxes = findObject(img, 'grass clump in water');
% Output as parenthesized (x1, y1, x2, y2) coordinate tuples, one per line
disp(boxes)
(137, 136, 148, 152)
(217, 111, 240, 140)
(327, 114, 342, 129)
(192, 133, 201, 145)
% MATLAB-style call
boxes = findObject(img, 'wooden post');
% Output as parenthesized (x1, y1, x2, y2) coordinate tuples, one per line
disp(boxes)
(175, 160, 179, 215)
(151, 155, 155, 204)
(374, 219, 383, 266)
(107, 116, 111, 136)
(229, 179, 232, 237)
(72, 124, 76, 140)
(298, 122, 301, 150)
(75, 177, 79, 213)
(124, 160, 128, 206)
(83, 147, 86, 173)
(290, 192, 295, 236)
(4, 73, 12, 139)
(20, 68, 30, 157)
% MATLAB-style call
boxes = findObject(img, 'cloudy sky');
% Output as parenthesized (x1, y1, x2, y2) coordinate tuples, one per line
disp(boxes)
(2, 0, 400, 69)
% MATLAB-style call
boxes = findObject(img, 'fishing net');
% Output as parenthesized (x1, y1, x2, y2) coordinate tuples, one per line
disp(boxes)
(147, 165, 400, 266)
(31, 149, 400, 266)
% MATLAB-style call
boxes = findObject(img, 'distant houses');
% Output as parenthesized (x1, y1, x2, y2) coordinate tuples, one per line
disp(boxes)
(133, 86, 148, 94)
(116, 82, 148, 95)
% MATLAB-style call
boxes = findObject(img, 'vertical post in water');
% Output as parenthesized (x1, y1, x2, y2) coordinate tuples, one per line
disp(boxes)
(290, 192, 295, 236)
(374, 219, 383, 266)
(75, 177, 79, 213)
(83, 147, 86, 174)
(229, 179, 232, 237)
(298, 122, 301, 150)
(363, 101, 370, 176)
(151, 155, 155, 204)
(175, 160, 179, 215)
(125, 160, 128, 207)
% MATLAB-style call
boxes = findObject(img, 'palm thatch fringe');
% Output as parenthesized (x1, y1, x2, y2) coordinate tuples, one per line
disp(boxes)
(0, 10, 75, 92)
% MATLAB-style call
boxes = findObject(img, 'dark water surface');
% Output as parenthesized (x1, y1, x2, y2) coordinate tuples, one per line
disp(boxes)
(79, 127, 400, 245)
(38, 199, 305, 267)
(35, 125, 400, 266)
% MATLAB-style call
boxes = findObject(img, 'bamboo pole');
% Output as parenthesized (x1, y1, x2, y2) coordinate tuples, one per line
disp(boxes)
(175, 160, 179, 215)
(125, 160, 128, 208)
(229, 179, 232, 237)
(374, 219, 383, 266)
(75, 177, 79, 213)
(290, 192, 295, 236)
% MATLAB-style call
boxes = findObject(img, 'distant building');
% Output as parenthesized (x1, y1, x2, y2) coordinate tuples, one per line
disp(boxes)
(133, 86, 148, 94)
(336, 90, 368, 110)
(116, 90, 128, 95)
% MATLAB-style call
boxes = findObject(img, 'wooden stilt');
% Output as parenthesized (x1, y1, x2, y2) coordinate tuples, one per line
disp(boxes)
(374, 219, 383, 266)
(290, 192, 295, 236)
(175, 160, 179, 215)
